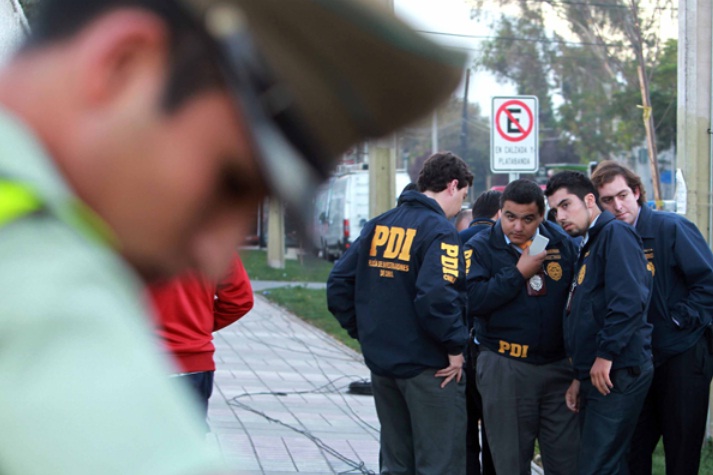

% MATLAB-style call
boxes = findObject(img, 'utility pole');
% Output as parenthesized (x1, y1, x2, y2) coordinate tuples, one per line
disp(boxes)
(267, 198, 285, 269)
(678, 0, 713, 439)
(627, 0, 662, 202)
(369, 0, 397, 218)
(460, 69, 471, 163)
(678, 0, 712, 239)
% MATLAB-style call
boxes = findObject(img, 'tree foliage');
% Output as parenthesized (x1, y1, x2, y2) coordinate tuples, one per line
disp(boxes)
(469, 0, 677, 164)
(401, 96, 492, 194)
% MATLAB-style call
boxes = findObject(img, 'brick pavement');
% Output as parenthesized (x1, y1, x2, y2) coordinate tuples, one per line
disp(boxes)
(208, 293, 380, 475)
(207, 288, 543, 475)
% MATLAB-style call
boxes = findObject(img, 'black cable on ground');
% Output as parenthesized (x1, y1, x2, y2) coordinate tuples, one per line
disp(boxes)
(228, 381, 377, 475)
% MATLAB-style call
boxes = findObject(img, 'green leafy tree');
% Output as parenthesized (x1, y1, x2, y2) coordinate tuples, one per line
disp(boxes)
(401, 96, 491, 194)
(469, 0, 676, 196)
(610, 38, 677, 153)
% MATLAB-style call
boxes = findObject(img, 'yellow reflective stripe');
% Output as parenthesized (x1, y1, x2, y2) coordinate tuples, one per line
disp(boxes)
(67, 200, 118, 248)
(0, 180, 116, 248)
(0, 181, 42, 227)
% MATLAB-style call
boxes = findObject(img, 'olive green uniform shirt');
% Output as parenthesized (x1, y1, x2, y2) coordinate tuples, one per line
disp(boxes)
(0, 108, 226, 474)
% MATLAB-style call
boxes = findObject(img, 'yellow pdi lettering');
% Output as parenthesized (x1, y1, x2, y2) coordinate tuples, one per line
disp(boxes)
(441, 242, 459, 278)
(383, 227, 405, 259)
(398, 228, 417, 261)
(370, 225, 417, 262)
(370, 225, 389, 257)
(498, 340, 529, 358)
(464, 249, 473, 274)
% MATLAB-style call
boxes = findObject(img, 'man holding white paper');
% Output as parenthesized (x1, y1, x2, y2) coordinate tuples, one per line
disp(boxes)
(465, 179, 579, 474)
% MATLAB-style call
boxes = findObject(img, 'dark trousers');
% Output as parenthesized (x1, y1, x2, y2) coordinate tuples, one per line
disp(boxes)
(578, 362, 653, 475)
(465, 342, 495, 475)
(628, 333, 713, 475)
(372, 369, 466, 475)
(177, 370, 214, 432)
(478, 350, 579, 475)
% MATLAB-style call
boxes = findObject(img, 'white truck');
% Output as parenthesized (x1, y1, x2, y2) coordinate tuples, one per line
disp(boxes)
(316, 169, 410, 261)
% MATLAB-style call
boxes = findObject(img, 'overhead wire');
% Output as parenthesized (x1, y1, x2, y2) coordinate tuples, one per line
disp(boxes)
(221, 301, 379, 474)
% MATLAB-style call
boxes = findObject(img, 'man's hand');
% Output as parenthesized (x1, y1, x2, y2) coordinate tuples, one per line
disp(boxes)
(590, 357, 613, 396)
(565, 379, 581, 413)
(515, 246, 547, 279)
(435, 353, 464, 388)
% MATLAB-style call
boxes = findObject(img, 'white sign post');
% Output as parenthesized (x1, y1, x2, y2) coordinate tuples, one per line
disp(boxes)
(491, 96, 539, 176)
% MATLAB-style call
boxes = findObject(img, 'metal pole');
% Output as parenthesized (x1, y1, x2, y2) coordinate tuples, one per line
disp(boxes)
(708, 3, 713, 244)
(460, 69, 471, 162)
(431, 111, 439, 153)
(267, 198, 285, 269)
(369, 0, 396, 218)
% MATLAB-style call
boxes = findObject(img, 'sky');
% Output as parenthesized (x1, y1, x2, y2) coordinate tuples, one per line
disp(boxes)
(394, 0, 678, 118)
(394, 0, 518, 117)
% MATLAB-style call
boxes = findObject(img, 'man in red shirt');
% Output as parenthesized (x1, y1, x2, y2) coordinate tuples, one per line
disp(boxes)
(151, 254, 253, 425)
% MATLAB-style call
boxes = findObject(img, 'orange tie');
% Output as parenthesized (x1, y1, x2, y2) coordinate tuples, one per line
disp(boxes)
(518, 240, 532, 251)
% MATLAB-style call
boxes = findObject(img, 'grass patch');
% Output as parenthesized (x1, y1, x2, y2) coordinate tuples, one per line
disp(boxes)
(259, 286, 361, 353)
(702, 440, 713, 474)
(240, 249, 333, 282)
(652, 438, 713, 474)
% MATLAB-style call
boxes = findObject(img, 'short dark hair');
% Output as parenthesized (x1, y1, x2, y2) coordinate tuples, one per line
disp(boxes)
(545, 171, 599, 205)
(590, 160, 647, 206)
(417, 152, 473, 193)
(546, 207, 557, 223)
(501, 180, 545, 216)
(471, 190, 502, 219)
(25, 0, 224, 113)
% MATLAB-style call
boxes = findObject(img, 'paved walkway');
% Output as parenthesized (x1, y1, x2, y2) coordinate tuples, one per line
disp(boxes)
(249, 281, 327, 292)
(208, 284, 543, 475)
(208, 293, 379, 475)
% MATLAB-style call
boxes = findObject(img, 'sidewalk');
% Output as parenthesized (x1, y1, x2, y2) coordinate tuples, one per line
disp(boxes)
(208, 286, 543, 475)
(208, 293, 380, 475)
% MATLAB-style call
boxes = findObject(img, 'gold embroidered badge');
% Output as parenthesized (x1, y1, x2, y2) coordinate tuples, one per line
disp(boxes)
(647, 261, 655, 277)
(577, 264, 586, 285)
(547, 262, 563, 281)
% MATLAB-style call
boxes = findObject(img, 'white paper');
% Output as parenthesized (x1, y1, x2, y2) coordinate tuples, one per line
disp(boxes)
(529, 234, 549, 255)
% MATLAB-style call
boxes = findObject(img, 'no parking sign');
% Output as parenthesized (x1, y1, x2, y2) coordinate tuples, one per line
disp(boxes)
(491, 96, 539, 173)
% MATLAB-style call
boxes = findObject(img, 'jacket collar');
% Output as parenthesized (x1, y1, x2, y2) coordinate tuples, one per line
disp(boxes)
(634, 203, 655, 239)
(586, 210, 616, 245)
(469, 217, 495, 228)
(490, 217, 564, 250)
(399, 190, 446, 217)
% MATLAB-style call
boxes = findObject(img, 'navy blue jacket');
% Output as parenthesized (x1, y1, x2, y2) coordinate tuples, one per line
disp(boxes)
(459, 217, 496, 243)
(327, 191, 469, 378)
(636, 204, 713, 365)
(466, 220, 577, 364)
(567, 211, 653, 379)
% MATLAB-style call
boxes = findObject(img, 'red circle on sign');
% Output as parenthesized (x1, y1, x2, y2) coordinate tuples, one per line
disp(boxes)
(495, 100, 534, 143)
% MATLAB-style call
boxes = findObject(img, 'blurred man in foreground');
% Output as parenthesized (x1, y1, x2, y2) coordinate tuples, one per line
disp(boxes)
(0, 0, 466, 472)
